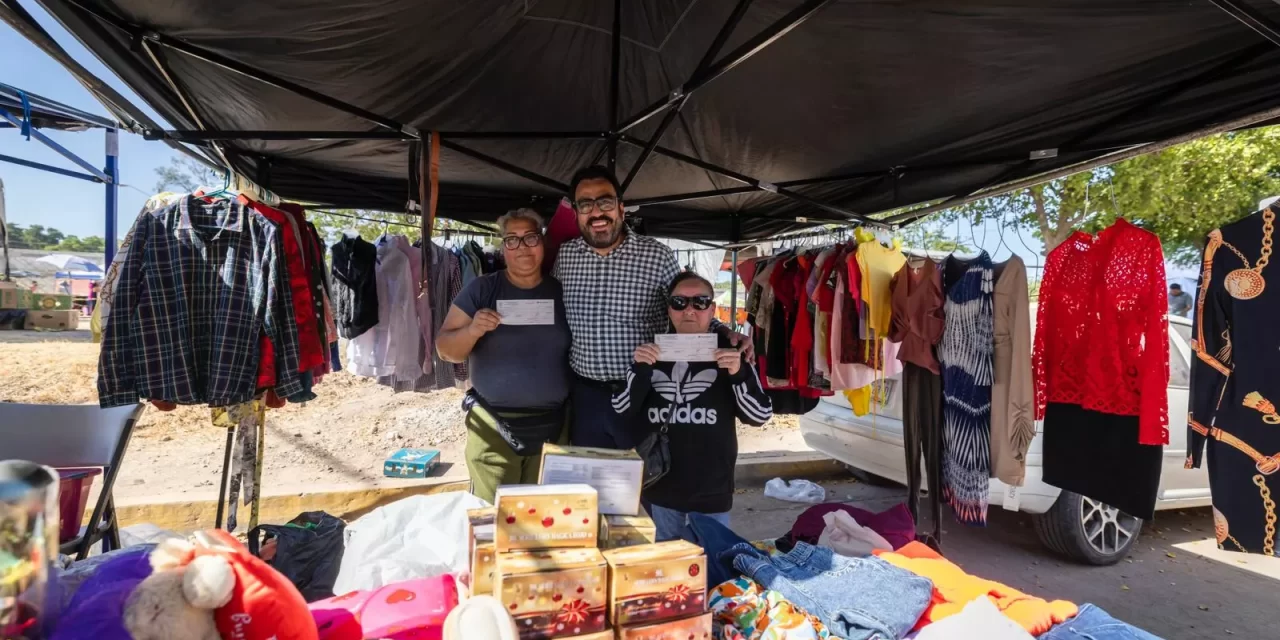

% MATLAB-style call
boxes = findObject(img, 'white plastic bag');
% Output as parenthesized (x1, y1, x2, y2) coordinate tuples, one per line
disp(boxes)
(763, 478, 826, 504)
(334, 492, 489, 594)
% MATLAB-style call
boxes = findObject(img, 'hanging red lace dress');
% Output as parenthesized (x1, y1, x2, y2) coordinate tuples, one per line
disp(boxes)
(1033, 218, 1170, 520)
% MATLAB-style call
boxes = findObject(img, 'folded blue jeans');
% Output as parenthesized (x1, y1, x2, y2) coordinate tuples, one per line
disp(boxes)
(687, 512, 754, 587)
(1036, 604, 1164, 640)
(730, 541, 933, 640)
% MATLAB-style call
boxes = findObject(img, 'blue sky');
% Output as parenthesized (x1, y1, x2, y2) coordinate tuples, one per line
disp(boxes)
(1, 5, 181, 240)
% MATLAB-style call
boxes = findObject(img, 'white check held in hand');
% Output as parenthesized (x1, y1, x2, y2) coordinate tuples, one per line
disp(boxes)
(497, 299, 555, 325)
(655, 333, 718, 362)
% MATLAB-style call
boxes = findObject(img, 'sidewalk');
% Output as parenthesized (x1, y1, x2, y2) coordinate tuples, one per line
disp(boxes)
(112, 446, 844, 532)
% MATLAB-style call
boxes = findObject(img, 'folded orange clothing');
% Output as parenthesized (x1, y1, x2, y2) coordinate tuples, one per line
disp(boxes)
(874, 541, 1078, 635)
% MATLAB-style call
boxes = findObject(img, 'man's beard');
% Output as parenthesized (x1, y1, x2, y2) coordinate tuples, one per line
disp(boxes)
(580, 215, 623, 249)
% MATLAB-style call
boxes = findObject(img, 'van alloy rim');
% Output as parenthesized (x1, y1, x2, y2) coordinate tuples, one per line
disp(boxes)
(1081, 497, 1140, 555)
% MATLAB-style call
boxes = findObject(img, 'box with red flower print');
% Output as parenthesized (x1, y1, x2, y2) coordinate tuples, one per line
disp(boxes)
(496, 548, 610, 640)
(496, 484, 599, 552)
(602, 541, 707, 627)
(615, 611, 712, 640)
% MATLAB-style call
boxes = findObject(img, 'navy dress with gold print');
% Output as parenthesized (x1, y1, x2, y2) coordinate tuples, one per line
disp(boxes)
(1187, 206, 1280, 556)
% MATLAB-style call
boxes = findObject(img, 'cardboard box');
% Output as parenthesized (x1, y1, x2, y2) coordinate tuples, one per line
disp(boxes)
(29, 293, 73, 311)
(540, 444, 644, 516)
(495, 484, 598, 552)
(496, 548, 609, 640)
(0, 283, 32, 311)
(563, 632, 611, 640)
(468, 507, 497, 596)
(615, 612, 712, 640)
(24, 309, 80, 331)
(603, 541, 707, 627)
(382, 447, 440, 478)
(599, 512, 656, 550)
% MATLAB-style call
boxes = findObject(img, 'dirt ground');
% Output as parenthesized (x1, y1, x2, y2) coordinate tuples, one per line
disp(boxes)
(0, 327, 803, 501)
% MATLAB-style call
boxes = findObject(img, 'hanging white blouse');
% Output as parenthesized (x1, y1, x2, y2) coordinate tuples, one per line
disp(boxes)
(347, 237, 422, 379)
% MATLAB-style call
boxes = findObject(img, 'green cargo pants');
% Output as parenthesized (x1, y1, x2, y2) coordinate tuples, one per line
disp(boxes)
(464, 403, 569, 504)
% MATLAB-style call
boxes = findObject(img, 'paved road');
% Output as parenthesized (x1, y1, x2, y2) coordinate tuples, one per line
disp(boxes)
(727, 478, 1280, 640)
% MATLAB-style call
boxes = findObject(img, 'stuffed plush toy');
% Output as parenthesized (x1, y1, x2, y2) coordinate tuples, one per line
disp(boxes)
(53, 531, 317, 640)
(122, 541, 236, 640)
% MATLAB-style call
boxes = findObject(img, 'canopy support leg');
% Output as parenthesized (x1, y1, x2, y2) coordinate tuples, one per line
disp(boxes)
(105, 128, 119, 267)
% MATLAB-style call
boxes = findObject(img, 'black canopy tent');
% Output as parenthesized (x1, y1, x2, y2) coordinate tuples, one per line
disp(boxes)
(8, 0, 1280, 242)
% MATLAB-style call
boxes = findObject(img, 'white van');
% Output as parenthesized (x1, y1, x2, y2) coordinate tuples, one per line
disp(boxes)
(798, 314, 1209, 565)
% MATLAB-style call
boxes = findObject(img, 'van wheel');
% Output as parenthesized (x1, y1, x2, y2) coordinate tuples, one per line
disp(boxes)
(844, 465, 901, 488)
(1032, 491, 1142, 566)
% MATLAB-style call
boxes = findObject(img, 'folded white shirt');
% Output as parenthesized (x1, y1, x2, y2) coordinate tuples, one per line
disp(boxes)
(817, 509, 893, 557)
(908, 596, 1035, 640)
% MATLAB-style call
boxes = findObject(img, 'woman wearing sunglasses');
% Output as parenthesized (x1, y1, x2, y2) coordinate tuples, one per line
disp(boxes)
(437, 208, 571, 503)
(612, 272, 774, 542)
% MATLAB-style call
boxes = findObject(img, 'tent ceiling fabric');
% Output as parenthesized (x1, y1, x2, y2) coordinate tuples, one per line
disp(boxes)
(20, 0, 1280, 240)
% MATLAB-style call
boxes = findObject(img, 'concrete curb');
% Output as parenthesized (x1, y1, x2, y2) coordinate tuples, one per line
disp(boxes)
(114, 452, 845, 532)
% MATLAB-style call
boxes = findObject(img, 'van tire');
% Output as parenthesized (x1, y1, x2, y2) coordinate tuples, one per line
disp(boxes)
(844, 465, 901, 488)
(1033, 490, 1142, 566)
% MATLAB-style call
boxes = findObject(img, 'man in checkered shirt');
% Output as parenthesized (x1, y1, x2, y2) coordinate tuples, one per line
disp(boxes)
(554, 166, 748, 448)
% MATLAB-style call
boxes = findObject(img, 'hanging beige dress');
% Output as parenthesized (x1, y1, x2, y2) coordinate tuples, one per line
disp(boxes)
(991, 255, 1036, 486)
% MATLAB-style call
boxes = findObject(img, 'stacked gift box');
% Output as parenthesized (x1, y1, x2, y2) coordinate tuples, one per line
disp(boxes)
(467, 445, 711, 640)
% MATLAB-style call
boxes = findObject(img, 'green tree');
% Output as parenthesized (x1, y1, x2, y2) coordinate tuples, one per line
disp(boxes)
(939, 127, 1280, 265)
(153, 156, 223, 193)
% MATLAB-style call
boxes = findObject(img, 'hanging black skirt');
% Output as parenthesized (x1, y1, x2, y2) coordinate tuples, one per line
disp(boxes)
(1043, 403, 1163, 520)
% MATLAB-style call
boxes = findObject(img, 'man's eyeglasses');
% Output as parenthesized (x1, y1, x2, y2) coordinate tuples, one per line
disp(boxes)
(668, 294, 713, 311)
(502, 234, 543, 250)
(573, 196, 618, 214)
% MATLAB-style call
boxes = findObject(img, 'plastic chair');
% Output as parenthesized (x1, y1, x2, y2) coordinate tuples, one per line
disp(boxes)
(0, 402, 144, 560)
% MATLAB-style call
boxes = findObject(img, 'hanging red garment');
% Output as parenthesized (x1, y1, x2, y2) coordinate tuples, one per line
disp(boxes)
(1033, 218, 1170, 445)
(543, 198, 580, 275)
(790, 254, 816, 389)
(738, 257, 763, 290)
(248, 201, 325, 373)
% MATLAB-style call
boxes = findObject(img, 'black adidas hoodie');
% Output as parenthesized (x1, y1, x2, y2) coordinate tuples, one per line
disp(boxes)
(611, 333, 773, 513)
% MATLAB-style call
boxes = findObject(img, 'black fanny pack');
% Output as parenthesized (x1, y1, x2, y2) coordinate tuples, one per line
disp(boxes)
(462, 389, 566, 456)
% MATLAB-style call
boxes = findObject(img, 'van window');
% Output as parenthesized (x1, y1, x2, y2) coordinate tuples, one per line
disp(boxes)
(1169, 335, 1190, 388)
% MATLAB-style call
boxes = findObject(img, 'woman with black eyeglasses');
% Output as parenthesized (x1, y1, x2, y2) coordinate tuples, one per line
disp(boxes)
(612, 272, 774, 542)
(437, 208, 571, 503)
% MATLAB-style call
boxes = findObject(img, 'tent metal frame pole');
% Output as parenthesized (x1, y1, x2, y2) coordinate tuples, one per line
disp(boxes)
(146, 130, 608, 142)
(621, 0, 756, 194)
(888, 101, 1280, 226)
(104, 128, 119, 267)
(617, 0, 832, 134)
(0, 152, 101, 182)
(61, 0, 417, 137)
(1210, 0, 1280, 47)
(607, 0, 622, 172)
(618, 134, 887, 226)
(890, 39, 1270, 227)
(0, 109, 112, 182)
(439, 138, 569, 192)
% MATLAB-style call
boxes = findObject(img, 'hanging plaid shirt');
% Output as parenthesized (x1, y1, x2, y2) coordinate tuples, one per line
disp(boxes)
(553, 232, 681, 382)
(98, 196, 304, 407)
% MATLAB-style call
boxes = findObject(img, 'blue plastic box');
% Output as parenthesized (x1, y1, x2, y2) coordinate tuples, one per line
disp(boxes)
(383, 448, 441, 478)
